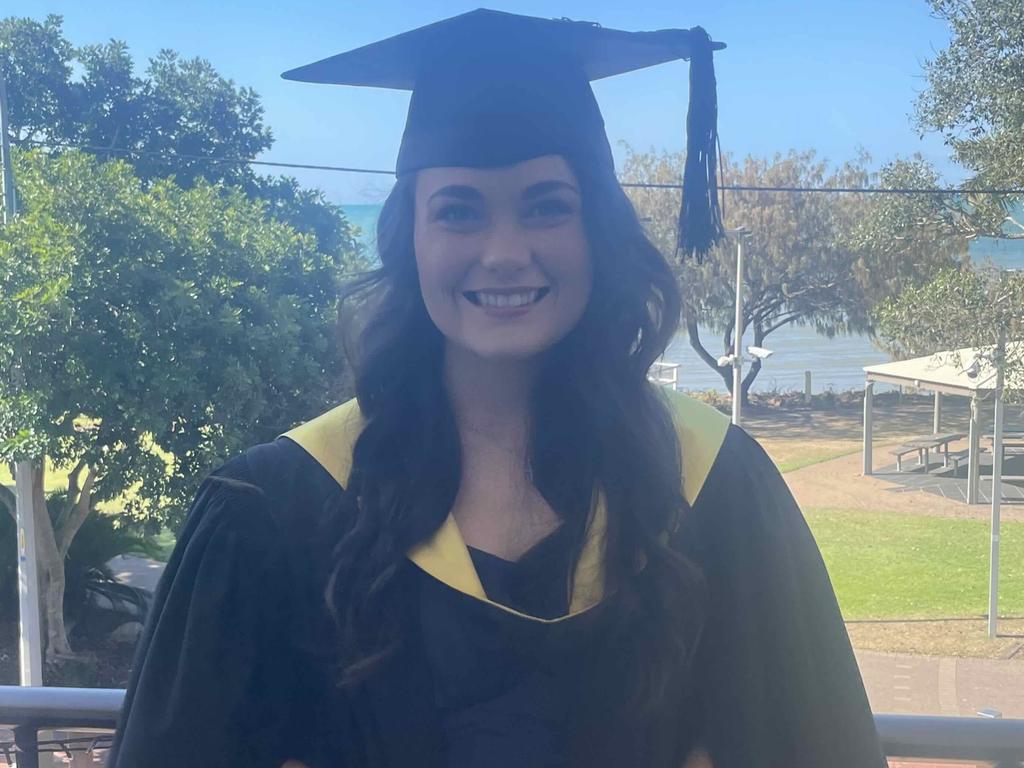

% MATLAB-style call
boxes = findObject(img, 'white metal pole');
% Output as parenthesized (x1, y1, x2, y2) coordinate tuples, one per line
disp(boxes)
(863, 381, 874, 475)
(1, 72, 44, 686)
(933, 391, 942, 435)
(988, 334, 1006, 638)
(732, 238, 744, 427)
(15, 465, 42, 684)
(967, 396, 981, 505)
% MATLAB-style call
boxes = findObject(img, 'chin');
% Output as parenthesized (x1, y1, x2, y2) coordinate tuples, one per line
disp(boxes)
(461, 335, 555, 362)
(468, 344, 548, 362)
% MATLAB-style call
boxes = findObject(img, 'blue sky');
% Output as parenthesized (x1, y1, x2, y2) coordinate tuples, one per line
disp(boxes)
(11, 0, 960, 204)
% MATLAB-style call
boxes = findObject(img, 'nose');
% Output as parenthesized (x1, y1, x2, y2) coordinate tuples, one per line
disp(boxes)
(479, 219, 532, 274)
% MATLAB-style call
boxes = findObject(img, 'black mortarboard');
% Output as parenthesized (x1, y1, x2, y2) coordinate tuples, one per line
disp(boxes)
(283, 9, 726, 259)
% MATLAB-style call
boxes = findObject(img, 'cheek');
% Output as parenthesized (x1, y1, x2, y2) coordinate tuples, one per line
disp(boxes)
(414, 228, 450, 298)
(546, 228, 593, 311)
(413, 229, 474, 325)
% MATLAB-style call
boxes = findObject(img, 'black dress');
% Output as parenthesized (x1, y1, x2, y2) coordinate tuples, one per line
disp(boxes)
(107, 392, 885, 768)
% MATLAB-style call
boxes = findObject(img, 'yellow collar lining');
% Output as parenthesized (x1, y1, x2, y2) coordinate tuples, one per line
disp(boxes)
(281, 391, 727, 623)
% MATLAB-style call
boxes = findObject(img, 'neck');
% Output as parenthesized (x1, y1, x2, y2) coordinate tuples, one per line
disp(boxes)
(444, 344, 537, 447)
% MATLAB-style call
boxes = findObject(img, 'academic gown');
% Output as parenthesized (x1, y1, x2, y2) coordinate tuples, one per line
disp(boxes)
(106, 391, 885, 768)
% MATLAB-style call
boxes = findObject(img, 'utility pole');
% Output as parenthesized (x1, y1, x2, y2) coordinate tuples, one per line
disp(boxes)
(731, 235, 744, 426)
(988, 329, 1006, 638)
(716, 228, 750, 426)
(1, 71, 44, 686)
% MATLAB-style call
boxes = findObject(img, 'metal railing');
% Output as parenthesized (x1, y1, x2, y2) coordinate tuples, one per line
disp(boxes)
(877, 714, 1024, 767)
(649, 360, 681, 389)
(0, 687, 121, 768)
(2, 686, 1024, 767)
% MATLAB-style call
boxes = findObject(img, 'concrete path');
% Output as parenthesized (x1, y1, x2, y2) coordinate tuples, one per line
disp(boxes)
(107, 554, 166, 594)
(785, 447, 1024, 521)
(860, 649, 1024, 767)
(856, 648, 1024, 719)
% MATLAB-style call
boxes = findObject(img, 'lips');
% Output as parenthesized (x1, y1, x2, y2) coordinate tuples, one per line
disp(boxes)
(463, 287, 550, 308)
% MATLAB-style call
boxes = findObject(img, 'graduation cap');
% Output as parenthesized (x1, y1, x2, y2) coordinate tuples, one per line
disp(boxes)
(283, 9, 726, 259)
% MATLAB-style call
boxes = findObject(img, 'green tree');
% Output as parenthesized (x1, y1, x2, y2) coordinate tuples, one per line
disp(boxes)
(623, 148, 962, 400)
(0, 15, 76, 147)
(0, 14, 366, 266)
(916, 0, 1024, 237)
(255, 175, 369, 274)
(877, 267, 1024, 399)
(0, 15, 272, 188)
(841, 156, 969, 311)
(0, 150, 348, 661)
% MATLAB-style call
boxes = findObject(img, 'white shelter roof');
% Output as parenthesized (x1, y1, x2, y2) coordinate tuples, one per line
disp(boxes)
(863, 343, 1023, 398)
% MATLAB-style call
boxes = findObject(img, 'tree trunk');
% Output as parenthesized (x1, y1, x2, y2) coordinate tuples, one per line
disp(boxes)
(739, 323, 767, 406)
(686, 320, 733, 391)
(27, 460, 75, 662)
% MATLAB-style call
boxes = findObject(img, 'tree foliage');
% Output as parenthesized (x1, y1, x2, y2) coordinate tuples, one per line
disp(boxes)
(916, 0, 1024, 237)
(840, 157, 969, 306)
(0, 14, 271, 188)
(0, 14, 368, 661)
(622, 147, 963, 396)
(0, 150, 349, 659)
(876, 266, 1024, 400)
(1, 149, 347, 522)
(0, 14, 367, 266)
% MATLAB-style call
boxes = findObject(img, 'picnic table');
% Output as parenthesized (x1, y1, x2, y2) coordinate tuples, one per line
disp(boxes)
(984, 430, 1024, 442)
(983, 430, 1024, 465)
(892, 433, 966, 472)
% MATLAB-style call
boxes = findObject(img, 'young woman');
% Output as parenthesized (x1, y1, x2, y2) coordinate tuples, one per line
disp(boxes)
(109, 11, 884, 768)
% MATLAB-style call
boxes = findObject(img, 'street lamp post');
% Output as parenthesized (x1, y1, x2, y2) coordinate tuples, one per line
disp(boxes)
(988, 329, 1007, 638)
(715, 227, 751, 426)
(731, 234, 745, 426)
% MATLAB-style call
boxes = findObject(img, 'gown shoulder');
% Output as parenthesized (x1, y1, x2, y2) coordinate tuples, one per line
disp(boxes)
(107, 439, 338, 767)
(675, 422, 886, 768)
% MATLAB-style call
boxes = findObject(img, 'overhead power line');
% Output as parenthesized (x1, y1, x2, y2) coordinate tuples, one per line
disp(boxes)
(24, 140, 395, 176)
(621, 182, 1024, 196)
(20, 139, 1024, 196)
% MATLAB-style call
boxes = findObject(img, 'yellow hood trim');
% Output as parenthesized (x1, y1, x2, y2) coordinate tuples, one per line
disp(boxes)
(280, 390, 728, 623)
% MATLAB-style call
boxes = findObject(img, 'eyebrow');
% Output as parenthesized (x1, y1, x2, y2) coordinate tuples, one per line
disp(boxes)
(428, 185, 482, 204)
(427, 179, 580, 205)
(522, 180, 580, 199)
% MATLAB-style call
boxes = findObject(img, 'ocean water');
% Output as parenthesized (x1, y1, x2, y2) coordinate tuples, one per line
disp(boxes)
(345, 204, 383, 256)
(341, 205, 1024, 394)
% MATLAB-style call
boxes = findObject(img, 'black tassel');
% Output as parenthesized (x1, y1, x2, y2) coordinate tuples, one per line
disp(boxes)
(677, 27, 725, 262)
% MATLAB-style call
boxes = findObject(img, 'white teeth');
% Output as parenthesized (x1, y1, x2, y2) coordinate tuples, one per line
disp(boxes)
(475, 290, 540, 308)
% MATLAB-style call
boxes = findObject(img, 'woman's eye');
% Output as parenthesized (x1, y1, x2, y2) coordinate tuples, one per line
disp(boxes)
(434, 204, 480, 223)
(526, 198, 573, 219)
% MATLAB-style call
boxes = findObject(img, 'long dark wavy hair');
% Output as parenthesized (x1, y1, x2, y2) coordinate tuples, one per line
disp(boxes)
(324, 153, 705, 711)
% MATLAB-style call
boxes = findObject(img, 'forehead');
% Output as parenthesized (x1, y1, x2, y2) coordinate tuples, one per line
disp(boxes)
(414, 155, 578, 199)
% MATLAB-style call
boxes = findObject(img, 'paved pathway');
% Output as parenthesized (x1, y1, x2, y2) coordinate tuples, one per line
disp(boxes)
(785, 447, 1024, 521)
(856, 648, 1024, 718)
(107, 554, 166, 594)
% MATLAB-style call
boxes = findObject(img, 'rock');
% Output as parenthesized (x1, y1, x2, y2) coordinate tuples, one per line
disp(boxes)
(109, 621, 144, 644)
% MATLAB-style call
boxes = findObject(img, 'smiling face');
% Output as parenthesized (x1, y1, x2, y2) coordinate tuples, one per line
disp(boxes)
(413, 155, 593, 363)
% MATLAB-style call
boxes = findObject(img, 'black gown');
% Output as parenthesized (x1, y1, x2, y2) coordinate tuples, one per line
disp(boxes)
(107, 392, 885, 768)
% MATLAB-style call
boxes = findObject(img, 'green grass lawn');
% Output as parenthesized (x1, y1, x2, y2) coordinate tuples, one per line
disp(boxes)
(806, 508, 1024, 620)
(754, 438, 862, 474)
(0, 459, 73, 494)
(2, 460, 178, 560)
